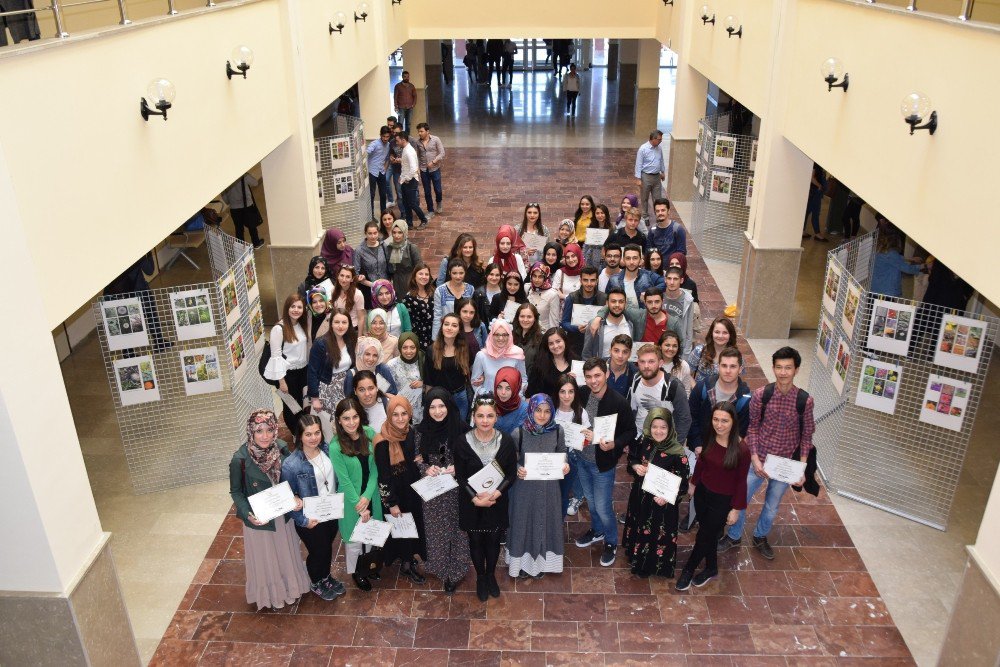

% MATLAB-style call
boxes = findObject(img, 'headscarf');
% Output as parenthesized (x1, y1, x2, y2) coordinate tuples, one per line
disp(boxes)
(367, 308, 389, 341)
(557, 219, 575, 246)
(355, 336, 383, 371)
(494, 367, 523, 416)
(304, 256, 330, 290)
(320, 228, 354, 273)
(528, 261, 552, 292)
(397, 331, 424, 371)
(245, 409, 281, 484)
(668, 252, 688, 278)
(374, 395, 412, 465)
(306, 286, 329, 316)
(617, 193, 639, 224)
(642, 408, 685, 456)
(416, 388, 469, 454)
(522, 394, 558, 434)
(484, 318, 525, 360)
(541, 241, 563, 274)
(388, 220, 409, 264)
(561, 243, 583, 277)
(371, 279, 396, 310)
(493, 225, 524, 276)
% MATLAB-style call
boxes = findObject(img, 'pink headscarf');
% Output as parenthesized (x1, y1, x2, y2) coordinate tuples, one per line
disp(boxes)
(483, 319, 525, 361)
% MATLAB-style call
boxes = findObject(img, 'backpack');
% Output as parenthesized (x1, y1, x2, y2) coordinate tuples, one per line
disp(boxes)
(759, 383, 809, 439)
(700, 380, 752, 414)
(760, 383, 818, 495)
(629, 374, 678, 404)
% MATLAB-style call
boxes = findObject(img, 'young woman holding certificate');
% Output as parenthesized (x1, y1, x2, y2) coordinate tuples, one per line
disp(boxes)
(455, 395, 518, 602)
(621, 408, 690, 579)
(228, 410, 311, 610)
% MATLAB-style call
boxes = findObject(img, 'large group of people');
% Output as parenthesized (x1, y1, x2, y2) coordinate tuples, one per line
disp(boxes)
(232, 187, 816, 609)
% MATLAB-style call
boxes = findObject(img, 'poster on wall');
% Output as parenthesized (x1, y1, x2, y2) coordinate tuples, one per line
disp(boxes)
(249, 301, 265, 352)
(702, 129, 713, 161)
(713, 134, 737, 168)
(228, 326, 248, 384)
(933, 313, 987, 374)
(855, 358, 902, 415)
(170, 288, 215, 342)
(744, 176, 754, 208)
(866, 299, 915, 357)
(100, 297, 150, 351)
(749, 140, 758, 171)
(317, 176, 325, 207)
(822, 261, 842, 316)
(831, 336, 850, 395)
(179, 346, 224, 397)
(328, 136, 352, 169)
(817, 314, 835, 368)
(853, 234, 874, 284)
(919, 373, 972, 432)
(113, 355, 160, 406)
(243, 254, 260, 305)
(698, 172, 706, 197)
(841, 279, 863, 340)
(709, 171, 732, 203)
(220, 270, 241, 331)
(334, 173, 356, 203)
(695, 125, 704, 156)
(693, 160, 702, 188)
(314, 142, 322, 171)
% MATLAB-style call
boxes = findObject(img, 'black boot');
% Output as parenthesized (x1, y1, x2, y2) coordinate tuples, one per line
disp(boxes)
(352, 573, 372, 592)
(402, 559, 426, 585)
(487, 574, 501, 598)
(476, 575, 489, 602)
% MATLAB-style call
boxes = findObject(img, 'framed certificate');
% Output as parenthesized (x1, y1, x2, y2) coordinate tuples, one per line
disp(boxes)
(571, 304, 603, 328)
(524, 452, 566, 480)
(247, 481, 296, 524)
(468, 460, 506, 494)
(349, 518, 392, 547)
(302, 493, 344, 522)
(762, 455, 806, 485)
(411, 473, 459, 502)
(641, 464, 682, 504)
(387, 512, 420, 538)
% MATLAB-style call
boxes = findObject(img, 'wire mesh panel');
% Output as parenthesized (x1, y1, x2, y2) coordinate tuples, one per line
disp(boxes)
(689, 113, 756, 264)
(316, 116, 372, 244)
(807, 230, 997, 529)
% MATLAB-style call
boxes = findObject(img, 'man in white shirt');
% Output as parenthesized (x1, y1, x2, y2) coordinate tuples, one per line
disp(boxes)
(628, 344, 692, 440)
(598, 242, 622, 292)
(395, 131, 428, 229)
(582, 288, 632, 359)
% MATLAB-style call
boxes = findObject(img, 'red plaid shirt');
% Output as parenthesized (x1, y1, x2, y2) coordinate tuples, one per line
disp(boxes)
(745, 385, 814, 461)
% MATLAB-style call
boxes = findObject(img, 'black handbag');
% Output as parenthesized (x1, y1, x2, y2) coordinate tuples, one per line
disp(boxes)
(258, 341, 281, 388)
(356, 544, 384, 576)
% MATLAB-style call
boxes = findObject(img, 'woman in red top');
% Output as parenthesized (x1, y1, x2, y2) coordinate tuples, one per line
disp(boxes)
(676, 401, 751, 591)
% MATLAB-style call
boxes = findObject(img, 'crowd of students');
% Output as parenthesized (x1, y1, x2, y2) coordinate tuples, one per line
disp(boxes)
(230, 196, 816, 609)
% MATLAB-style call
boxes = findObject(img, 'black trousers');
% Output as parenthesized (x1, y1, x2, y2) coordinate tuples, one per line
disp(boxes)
(401, 179, 427, 226)
(296, 519, 339, 583)
(231, 206, 262, 245)
(842, 199, 862, 239)
(683, 484, 732, 574)
(566, 91, 579, 114)
(281, 366, 308, 432)
(467, 529, 503, 576)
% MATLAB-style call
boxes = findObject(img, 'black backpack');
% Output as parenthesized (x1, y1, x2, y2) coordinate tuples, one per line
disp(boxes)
(760, 383, 819, 495)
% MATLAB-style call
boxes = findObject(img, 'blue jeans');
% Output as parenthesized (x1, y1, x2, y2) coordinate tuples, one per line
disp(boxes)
(560, 450, 586, 516)
(575, 455, 617, 546)
(726, 468, 790, 541)
(368, 172, 387, 215)
(398, 107, 413, 132)
(420, 169, 442, 212)
(401, 179, 427, 226)
(390, 169, 401, 204)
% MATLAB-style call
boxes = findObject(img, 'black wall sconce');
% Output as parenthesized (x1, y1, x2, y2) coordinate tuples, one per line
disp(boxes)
(226, 46, 254, 79)
(354, 2, 368, 21)
(901, 92, 938, 135)
(392, 0, 402, 5)
(725, 15, 742, 38)
(700, 5, 715, 24)
(329, 11, 346, 34)
(820, 58, 849, 92)
(140, 78, 175, 122)
(662, 0, 674, 5)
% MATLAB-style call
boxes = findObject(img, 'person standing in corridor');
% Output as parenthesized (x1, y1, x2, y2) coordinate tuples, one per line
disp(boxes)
(393, 71, 417, 133)
(635, 131, 666, 222)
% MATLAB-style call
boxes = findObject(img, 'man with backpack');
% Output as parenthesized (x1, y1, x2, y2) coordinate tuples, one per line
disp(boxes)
(717, 346, 814, 560)
(628, 344, 691, 442)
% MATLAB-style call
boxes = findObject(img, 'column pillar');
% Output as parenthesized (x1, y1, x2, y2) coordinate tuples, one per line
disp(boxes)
(607, 39, 620, 81)
(0, 142, 138, 665)
(401, 40, 428, 127)
(424, 40, 446, 107)
(634, 38, 661, 141)
(617, 39, 638, 106)
(667, 0, 708, 203)
(358, 60, 392, 140)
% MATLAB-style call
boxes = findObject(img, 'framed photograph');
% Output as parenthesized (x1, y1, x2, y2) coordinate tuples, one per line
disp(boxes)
(855, 358, 902, 415)
(100, 296, 150, 351)
(179, 346, 224, 397)
(334, 173, 356, 203)
(841, 279, 863, 341)
(933, 313, 988, 374)
(866, 299, 915, 357)
(919, 373, 972, 432)
(113, 355, 160, 406)
(702, 129, 713, 161)
(328, 135, 352, 169)
(243, 254, 260, 305)
(709, 171, 732, 203)
(817, 314, 835, 368)
(228, 326, 248, 384)
(250, 301, 265, 352)
(822, 261, 842, 317)
(744, 175, 754, 207)
(693, 160, 702, 188)
(831, 336, 850, 395)
(695, 125, 704, 156)
(749, 139, 758, 171)
(317, 176, 325, 207)
(170, 288, 215, 342)
(220, 270, 241, 331)
(713, 134, 737, 168)
(314, 141, 322, 171)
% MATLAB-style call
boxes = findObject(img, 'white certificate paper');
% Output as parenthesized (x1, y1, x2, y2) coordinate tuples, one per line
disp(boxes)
(641, 464, 683, 504)
(571, 359, 585, 385)
(502, 300, 520, 322)
(247, 481, 296, 524)
(571, 304, 603, 327)
(521, 232, 548, 254)
(387, 512, 420, 538)
(302, 493, 344, 522)
(349, 518, 392, 546)
(592, 414, 618, 443)
(584, 228, 610, 246)
(468, 460, 506, 494)
(558, 421, 586, 451)
(411, 473, 459, 502)
(763, 455, 807, 485)
(524, 452, 566, 480)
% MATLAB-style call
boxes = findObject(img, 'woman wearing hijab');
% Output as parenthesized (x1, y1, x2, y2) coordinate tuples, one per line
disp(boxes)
(415, 389, 472, 593)
(298, 256, 330, 300)
(471, 319, 526, 397)
(366, 308, 399, 363)
(551, 243, 583, 301)
(493, 225, 527, 279)
(374, 396, 428, 585)
(493, 367, 529, 434)
(320, 228, 355, 275)
(621, 408, 690, 579)
(229, 410, 311, 609)
(385, 332, 425, 423)
(305, 287, 331, 348)
(555, 219, 575, 248)
(371, 279, 412, 339)
(540, 241, 563, 278)
(526, 262, 561, 331)
(386, 219, 423, 296)
(345, 336, 398, 397)
(507, 394, 570, 579)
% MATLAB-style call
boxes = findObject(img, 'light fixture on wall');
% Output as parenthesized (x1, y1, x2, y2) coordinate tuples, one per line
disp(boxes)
(226, 46, 254, 80)
(662, 0, 674, 5)
(140, 78, 176, 122)
(901, 92, 938, 135)
(391, 0, 402, 4)
(820, 58, 849, 92)
(724, 15, 742, 38)
(354, 2, 368, 21)
(700, 5, 715, 24)
(329, 11, 346, 33)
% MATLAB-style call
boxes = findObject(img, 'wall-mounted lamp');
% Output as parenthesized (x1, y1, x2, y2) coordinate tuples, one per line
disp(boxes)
(140, 78, 175, 122)
(901, 92, 937, 135)
(724, 15, 742, 38)
(226, 46, 254, 80)
(662, 0, 674, 5)
(391, 0, 402, 4)
(329, 11, 346, 34)
(700, 5, 715, 24)
(820, 58, 849, 92)
(354, 2, 368, 21)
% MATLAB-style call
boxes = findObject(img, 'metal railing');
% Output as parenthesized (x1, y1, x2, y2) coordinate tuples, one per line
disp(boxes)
(858, 0, 994, 25)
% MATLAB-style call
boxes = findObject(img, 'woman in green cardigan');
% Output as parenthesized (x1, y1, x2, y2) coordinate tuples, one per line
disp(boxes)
(329, 397, 385, 591)
(229, 409, 311, 610)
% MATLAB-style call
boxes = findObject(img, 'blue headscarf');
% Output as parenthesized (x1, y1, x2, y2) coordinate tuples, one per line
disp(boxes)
(522, 394, 558, 434)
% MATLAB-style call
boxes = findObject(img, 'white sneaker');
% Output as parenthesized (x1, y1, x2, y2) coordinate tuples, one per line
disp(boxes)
(566, 497, 583, 516)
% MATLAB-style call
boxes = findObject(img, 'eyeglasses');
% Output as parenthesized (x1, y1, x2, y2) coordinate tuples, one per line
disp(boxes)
(493, 332, 510, 338)
(527, 203, 540, 208)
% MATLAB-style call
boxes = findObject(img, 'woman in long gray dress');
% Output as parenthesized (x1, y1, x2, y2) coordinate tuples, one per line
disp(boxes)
(506, 394, 570, 579)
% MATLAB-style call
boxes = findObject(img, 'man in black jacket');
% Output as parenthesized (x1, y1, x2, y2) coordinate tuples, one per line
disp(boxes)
(575, 358, 638, 567)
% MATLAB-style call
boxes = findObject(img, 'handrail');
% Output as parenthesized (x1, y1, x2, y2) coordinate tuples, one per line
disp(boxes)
(850, 0, 992, 24)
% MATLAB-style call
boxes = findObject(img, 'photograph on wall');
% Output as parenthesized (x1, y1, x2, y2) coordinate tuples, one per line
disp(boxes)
(866, 299, 915, 357)
(934, 313, 987, 374)
(328, 136, 352, 169)
(179, 346, 224, 397)
(831, 336, 851, 395)
(713, 134, 737, 168)
(113, 355, 160, 406)
(220, 270, 241, 331)
(314, 141, 322, 171)
(228, 326, 248, 384)
(855, 358, 902, 415)
(317, 176, 325, 207)
(853, 234, 874, 284)
(243, 254, 260, 305)
(695, 125, 704, 155)
(709, 171, 732, 203)
(817, 314, 835, 368)
(170, 288, 215, 342)
(334, 173, 356, 204)
(841, 279, 863, 341)
(919, 373, 972, 432)
(100, 296, 150, 351)
(692, 160, 701, 188)
(702, 129, 713, 161)
(822, 261, 842, 316)
(744, 176, 754, 208)
(250, 302, 265, 352)
(749, 139, 758, 171)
